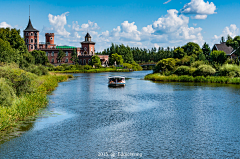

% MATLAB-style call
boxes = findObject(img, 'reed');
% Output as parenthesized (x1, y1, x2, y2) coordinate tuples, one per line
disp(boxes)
(144, 74, 240, 84)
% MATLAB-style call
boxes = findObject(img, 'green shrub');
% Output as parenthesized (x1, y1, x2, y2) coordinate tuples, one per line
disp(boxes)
(0, 78, 16, 107)
(191, 61, 205, 68)
(174, 66, 190, 76)
(25, 65, 49, 76)
(55, 66, 65, 71)
(84, 64, 93, 70)
(45, 63, 55, 71)
(194, 65, 216, 76)
(189, 67, 197, 75)
(0, 66, 37, 96)
(219, 64, 240, 77)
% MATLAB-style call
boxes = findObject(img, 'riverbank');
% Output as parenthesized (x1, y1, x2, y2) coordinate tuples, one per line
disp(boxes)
(51, 68, 133, 73)
(145, 73, 240, 84)
(0, 68, 73, 136)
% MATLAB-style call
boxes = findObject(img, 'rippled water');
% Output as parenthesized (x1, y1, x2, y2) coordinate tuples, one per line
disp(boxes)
(1, 70, 240, 158)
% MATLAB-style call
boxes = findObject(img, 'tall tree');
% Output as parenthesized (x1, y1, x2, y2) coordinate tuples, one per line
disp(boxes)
(110, 53, 123, 65)
(226, 36, 240, 56)
(202, 42, 211, 60)
(70, 49, 78, 65)
(30, 50, 49, 65)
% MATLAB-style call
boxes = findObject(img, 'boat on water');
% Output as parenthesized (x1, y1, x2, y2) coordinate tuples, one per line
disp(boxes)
(108, 76, 125, 87)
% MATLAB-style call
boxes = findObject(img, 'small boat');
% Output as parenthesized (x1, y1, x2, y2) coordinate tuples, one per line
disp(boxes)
(108, 76, 125, 87)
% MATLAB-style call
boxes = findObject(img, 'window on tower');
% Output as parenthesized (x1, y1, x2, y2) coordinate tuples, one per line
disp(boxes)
(52, 51, 54, 56)
(66, 51, 68, 56)
(31, 33, 33, 36)
(31, 45, 33, 49)
(26, 39, 28, 43)
(35, 32, 37, 36)
(26, 32, 28, 36)
(35, 38, 37, 43)
(31, 39, 33, 43)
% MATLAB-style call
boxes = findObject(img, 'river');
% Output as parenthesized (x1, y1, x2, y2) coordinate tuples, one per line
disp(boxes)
(1, 70, 240, 158)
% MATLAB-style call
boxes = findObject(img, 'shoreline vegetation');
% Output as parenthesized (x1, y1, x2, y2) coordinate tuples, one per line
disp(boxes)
(0, 64, 73, 137)
(145, 73, 240, 84)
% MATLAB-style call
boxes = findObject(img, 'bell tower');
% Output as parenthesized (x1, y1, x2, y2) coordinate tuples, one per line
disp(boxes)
(81, 33, 95, 55)
(23, 8, 39, 52)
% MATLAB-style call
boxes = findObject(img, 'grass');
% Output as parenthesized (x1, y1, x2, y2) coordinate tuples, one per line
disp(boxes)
(0, 73, 73, 132)
(144, 73, 240, 84)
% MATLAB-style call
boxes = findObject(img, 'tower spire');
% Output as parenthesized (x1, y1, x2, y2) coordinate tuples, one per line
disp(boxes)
(29, 5, 30, 19)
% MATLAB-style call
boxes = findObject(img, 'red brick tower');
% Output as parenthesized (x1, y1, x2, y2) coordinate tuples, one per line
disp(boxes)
(81, 33, 95, 56)
(45, 33, 56, 48)
(24, 17, 39, 52)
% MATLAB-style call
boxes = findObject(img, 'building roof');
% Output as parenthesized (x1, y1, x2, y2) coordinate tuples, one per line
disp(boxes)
(85, 33, 91, 38)
(81, 41, 96, 44)
(24, 18, 39, 32)
(214, 42, 233, 55)
(56, 46, 77, 49)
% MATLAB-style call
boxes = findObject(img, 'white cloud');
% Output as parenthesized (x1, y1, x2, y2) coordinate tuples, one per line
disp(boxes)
(212, 24, 239, 44)
(191, 15, 208, 19)
(0, 22, 12, 28)
(180, 0, 216, 19)
(72, 20, 100, 32)
(150, 9, 204, 45)
(47, 12, 70, 37)
(163, 0, 171, 4)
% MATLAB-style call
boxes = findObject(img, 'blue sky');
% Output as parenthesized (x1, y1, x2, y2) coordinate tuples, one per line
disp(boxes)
(0, 0, 239, 51)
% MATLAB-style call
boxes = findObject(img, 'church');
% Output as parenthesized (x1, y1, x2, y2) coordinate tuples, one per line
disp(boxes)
(23, 17, 108, 65)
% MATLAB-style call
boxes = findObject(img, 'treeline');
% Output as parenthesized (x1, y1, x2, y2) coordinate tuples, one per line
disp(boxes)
(96, 42, 212, 64)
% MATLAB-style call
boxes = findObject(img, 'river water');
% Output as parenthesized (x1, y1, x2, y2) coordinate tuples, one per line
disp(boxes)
(1, 70, 240, 158)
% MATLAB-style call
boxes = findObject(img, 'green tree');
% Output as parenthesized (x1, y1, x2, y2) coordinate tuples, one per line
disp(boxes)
(0, 39, 20, 64)
(226, 36, 240, 56)
(173, 47, 185, 59)
(202, 42, 211, 60)
(57, 49, 65, 65)
(110, 53, 123, 65)
(91, 55, 101, 67)
(154, 58, 176, 73)
(182, 42, 203, 56)
(70, 49, 79, 65)
(210, 50, 227, 65)
(30, 50, 49, 65)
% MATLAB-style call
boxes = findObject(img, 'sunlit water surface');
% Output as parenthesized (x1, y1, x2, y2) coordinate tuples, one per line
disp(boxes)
(1, 70, 240, 158)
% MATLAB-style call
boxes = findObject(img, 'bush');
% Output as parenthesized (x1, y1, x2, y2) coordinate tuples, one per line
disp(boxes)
(45, 63, 55, 71)
(191, 61, 205, 68)
(0, 78, 16, 106)
(194, 65, 216, 76)
(174, 66, 190, 76)
(84, 64, 93, 70)
(0, 66, 36, 96)
(25, 65, 49, 76)
(219, 64, 240, 77)
(154, 58, 176, 73)
(55, 66, 65, 71)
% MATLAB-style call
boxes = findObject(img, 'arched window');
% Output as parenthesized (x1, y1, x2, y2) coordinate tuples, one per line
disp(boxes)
(35, 45, 37, 49)
(66, 51, 68, 56)
(83, 59, 86, 65)
(52, 51, 54, 56)
(31, 45, 33, 49)
(88, 59, 91, 64)
(26, 38, 28, 43)
(51, 59, 54, 63)
(31, 33, 33, 36)
(35, 38, 37, 43)
(35, 32, 37, 36)
(46, 52, 48, 56)
(91, 47, 93, 51)
(80, 59, 82, 64)
(65, 58, 68, 63)
(31, 39, 33, 43)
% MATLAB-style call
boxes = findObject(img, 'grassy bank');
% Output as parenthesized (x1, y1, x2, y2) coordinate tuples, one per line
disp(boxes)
(145, 73, 240, 84)
(0, 66, 73, 133)
(51, 68, 133, 73)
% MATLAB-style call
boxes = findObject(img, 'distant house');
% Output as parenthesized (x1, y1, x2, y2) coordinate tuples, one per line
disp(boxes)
(212, 42, 236, 59)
